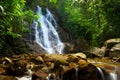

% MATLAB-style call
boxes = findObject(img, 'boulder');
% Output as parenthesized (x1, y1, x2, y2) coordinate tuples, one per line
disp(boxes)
(0, 75, 17, 80)
(61, 64, 101, 80)
(109, 43, 120, 57)
(32, 70, 48, 80)
(93, 62, 120, 80)
(25, 40, 47, 54)
(104, 38, 120, 56)
(64, 38, 90, 53)
(5, 60, 27, 76)
(90, 47, 105, 57)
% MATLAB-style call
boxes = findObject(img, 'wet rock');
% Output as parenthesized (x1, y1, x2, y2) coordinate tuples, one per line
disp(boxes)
(26, 40, 46, 54)
(61, 68, 77, 80)
(1, 53, 117, 80)
(0, 75, 17, 80)
(3, 57, 12, 64)
(46, 73, 56, 80)
(78, 59, 89, 67)
(109, 43, 120, 57)
(45, 54, 68, 64)
(104, 38, 120, 47)
(0, 67, 5, 75)
(70, 52, 87, 59)
(77, 64, 101, 80)
(111, 57, 120, 62)
(5, 60, 27, 76)
(63, 42, 74, 53)
(73, 38, 90, 52)
(35, 56, 44, 63)
(32, 70, 48, 80)
(64, 38, 89, 53)
(104, 38, 120, 56)
(45, 62, 54, 69)
(93, 62, 120, 80)
(90, 47, 105, 57)
(62, 64, 100, 80)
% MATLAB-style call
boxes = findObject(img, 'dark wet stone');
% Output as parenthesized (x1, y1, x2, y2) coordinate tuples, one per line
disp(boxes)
(32, 70, 48, 80)
(0, 75, 17, 80)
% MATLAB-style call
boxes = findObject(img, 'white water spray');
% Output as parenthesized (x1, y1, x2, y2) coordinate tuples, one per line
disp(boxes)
(96, 65, 118, 80)
(16, 69, 32, 80)
(34, 6, 64, 54)
(75, 68, 78, 80)
(97, 67, 105, 80)
(109, 66, 118, 80)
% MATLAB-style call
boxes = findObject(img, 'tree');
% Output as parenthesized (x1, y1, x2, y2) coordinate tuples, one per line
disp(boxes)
(0, 0, 35, 55)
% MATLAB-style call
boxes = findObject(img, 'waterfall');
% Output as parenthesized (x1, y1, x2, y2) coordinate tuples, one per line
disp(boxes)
(75, 68, 78, 80)
(97, 66, 118, 80)
(109, 73, 117, 80)
(33, 6, 64, 54)
(109, 66, 118, 80)
(97, 67, 105, 80)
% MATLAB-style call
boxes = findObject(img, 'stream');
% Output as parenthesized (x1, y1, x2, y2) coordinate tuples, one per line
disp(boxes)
(91, 62, 120, 80)
(16, 62, 120, 80)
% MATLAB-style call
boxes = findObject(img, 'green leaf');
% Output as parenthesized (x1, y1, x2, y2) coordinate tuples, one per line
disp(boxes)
(50, 0, 57, 3)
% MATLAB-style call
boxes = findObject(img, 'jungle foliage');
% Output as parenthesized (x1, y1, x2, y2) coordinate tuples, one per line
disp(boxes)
(0, 0, 120, 55)
(0, 0, 35, 55)
(54, 0, 120, 46)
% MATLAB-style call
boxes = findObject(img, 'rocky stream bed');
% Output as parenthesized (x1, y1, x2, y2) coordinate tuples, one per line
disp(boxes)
(0, 53, 120, 80)
(0, 38, 120, 80)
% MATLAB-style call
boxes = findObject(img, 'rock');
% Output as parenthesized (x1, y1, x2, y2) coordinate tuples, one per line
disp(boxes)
(3, 57, 12, 64)
(45, 62, 54, 69)
(73, 38, 90, 52)
(90, 47, 105, 57)
(0, 67, 5, 75)
(62, 64, 100, 80)
(104, 38, 120, 47)
(61, 68, 77, 80)
(110, 43, 120, 51)
(44, 53, 87, 66)
(5, 60, 27, 76)
(64, 38, 90, 53)
(1, 53, 116, 80)
(46, 73, 56, 80)
(0, 75, 17, 80)
(70, 52, 87, 59)
(32, 70, 48, 80)
(78, 59, 89, 67)
(104, 38, 120, 56)
(109, 43, 120, 57)
(63, 42, 74, 53)
(93, 62, 120, 80)
(45, 54, 68, 64)
(111, 57, 120, 62)
(25, 40, 46, 54)
(35, 56, 44, 63)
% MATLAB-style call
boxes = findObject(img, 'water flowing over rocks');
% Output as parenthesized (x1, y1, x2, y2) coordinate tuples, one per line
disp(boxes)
(0, 53, 103, 80)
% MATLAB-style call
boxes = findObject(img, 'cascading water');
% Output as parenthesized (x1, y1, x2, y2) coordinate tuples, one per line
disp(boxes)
(96, 64, 118, 80)
(75, 68, 78, 80)
(97, 67, 105, 80)
(33, 6, 64, 54)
